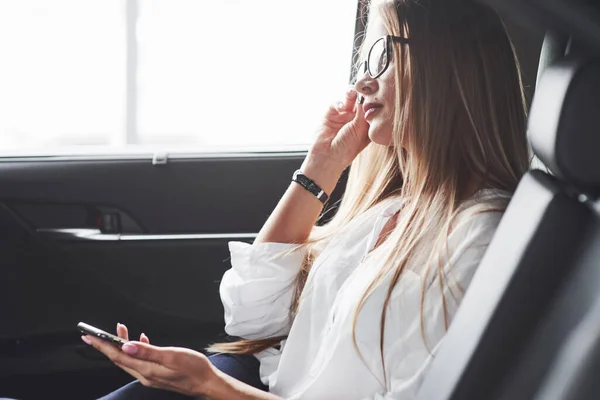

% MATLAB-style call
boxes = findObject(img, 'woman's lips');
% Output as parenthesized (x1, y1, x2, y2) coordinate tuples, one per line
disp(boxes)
(364, 105, 382, 120)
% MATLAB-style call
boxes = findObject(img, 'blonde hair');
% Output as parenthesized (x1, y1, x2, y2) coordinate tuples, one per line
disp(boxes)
(207, 0, 529, 388)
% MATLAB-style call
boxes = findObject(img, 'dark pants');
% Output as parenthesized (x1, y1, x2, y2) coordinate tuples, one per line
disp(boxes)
(99, 353, 268, 400)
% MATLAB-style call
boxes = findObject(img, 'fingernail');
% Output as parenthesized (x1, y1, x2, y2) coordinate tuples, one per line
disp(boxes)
(347, 88, 356, 96)
(122, 343, 138, 355)
(81, 335, 92, 345)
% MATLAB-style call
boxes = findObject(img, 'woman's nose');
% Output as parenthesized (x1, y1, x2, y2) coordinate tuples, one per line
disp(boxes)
(354, 62, 378, 96)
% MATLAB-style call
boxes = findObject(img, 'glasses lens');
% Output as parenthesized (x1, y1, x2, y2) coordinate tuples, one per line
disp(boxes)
(368, 38, 387, 77)
(352, 61, 364, 83)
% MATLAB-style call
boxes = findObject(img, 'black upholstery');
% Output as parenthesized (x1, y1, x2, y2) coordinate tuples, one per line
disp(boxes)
(529, 59, 600, 196)
(500, 219, 600, 400)
(532, 294, 600, 400)
(416, 170, 595, 400)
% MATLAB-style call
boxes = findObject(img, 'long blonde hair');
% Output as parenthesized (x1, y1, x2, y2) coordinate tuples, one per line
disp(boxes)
(208, 0, 529, 386)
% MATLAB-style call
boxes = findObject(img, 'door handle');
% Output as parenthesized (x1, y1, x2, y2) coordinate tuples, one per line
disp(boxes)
(37, 228, 257, 242)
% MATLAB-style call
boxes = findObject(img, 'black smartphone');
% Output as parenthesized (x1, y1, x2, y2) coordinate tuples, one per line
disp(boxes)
(78, 322, 128, 348)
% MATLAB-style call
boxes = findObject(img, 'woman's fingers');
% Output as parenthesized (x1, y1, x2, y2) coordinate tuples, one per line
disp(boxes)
(348, 97, 370, 147)
(117, 323, 129, 341)
(116, 323, 149, 344)
(328, 88, 358, 119)
(140, 333, 150, 344)
(352, 95, 369, 133)
(331, 95, 370, 156)
(325, 103, 352, 121)
(354, 102, 371, 149)
(336, 88, 358, 112)
(326, 99, 356, 127)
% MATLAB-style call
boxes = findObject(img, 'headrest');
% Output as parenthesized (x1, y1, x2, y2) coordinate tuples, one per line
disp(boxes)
(535, 32, 569, 89)
(529, 58, 600, 197)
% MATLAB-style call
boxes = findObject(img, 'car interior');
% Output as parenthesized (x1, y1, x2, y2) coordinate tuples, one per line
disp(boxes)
(418, 1, 600, 399)
(1, 0, 599, 399)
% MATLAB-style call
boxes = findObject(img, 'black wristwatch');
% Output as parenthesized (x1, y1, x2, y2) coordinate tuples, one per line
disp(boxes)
(292, 169, 329, 204)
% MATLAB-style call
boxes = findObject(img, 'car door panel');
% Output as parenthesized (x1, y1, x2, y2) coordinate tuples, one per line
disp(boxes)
(0, 153, 350, 399)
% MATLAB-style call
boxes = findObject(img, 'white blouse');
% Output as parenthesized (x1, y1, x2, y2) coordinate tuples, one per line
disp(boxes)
(219, 189, 510, 400)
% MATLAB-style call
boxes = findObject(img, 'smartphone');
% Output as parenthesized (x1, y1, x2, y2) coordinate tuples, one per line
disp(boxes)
(78, 322, 128, 348)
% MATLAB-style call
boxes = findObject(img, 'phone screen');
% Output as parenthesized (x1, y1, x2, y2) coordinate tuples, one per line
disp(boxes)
(78, 322, 129, 348)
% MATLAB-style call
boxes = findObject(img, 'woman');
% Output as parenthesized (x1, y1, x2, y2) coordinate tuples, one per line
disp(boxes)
(86, 0, 530, 398)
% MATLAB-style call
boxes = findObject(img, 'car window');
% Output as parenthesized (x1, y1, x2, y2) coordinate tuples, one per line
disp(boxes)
(0, 0, 358, 156)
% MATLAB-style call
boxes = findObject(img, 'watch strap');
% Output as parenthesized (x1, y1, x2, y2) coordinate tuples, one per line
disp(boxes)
(292, 169, 329, 204)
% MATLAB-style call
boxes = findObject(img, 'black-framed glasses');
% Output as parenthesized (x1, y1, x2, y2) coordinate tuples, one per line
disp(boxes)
(358, 35, 409, 80)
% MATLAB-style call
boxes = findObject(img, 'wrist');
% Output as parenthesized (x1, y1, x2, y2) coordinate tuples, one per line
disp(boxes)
(300, 157, 345, 196)
(199, 364, 227, 400)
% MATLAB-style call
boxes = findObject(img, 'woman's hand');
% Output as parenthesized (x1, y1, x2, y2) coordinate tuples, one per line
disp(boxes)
(85, 323, 286, 399)
(307, 89, 370, 170)
(301, 88, 370, 193)
(82, 329, 214, 397)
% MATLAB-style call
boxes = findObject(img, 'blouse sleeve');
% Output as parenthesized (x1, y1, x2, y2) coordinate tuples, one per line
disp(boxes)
(359, 211, 504, 400)
(219, 241, 306, 340)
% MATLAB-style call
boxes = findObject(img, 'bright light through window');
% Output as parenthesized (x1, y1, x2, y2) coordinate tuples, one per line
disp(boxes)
(0, 0, 358, 155)
(0, 1, 125, 152)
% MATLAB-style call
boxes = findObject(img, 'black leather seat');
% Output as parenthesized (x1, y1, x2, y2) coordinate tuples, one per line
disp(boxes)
(416, 38, 600, 400)
(532, 279, 600, 400)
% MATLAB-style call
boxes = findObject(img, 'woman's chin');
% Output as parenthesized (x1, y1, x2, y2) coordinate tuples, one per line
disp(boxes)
(367, 126, 393, 146)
